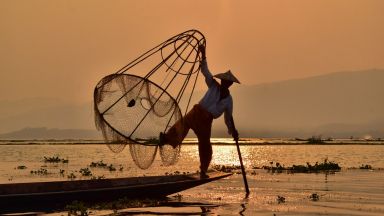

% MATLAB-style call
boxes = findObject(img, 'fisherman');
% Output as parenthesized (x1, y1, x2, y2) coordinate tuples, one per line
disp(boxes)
(160, 44, 240, 178)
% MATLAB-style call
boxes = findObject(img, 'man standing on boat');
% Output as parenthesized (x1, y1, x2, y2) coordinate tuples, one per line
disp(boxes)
(160, 44, 240, 179)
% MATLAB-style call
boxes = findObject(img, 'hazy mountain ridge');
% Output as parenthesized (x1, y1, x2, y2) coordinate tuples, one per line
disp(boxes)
(227, 69, 384, 138)
(0, 69, 383, 139)
(0, 98, 93, 134)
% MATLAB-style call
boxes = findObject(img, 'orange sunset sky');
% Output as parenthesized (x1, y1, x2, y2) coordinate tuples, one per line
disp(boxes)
(1, 0, 384, 103)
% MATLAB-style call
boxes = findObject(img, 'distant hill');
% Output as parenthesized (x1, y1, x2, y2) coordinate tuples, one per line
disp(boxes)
(224, 69, 384, 138)
(0, 127, 101, 140)
(0, 69, 383, 139)
(0, 98, 93, 134)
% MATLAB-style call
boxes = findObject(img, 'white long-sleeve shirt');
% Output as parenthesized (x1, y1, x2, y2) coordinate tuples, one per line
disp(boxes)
(198, 59, 234, 135)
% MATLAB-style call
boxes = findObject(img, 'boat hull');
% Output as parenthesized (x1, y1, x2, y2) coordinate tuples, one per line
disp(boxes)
(0, 171, 231, 213)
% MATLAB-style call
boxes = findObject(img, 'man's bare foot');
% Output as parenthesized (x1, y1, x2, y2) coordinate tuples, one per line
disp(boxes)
(200, 172, 209, 179)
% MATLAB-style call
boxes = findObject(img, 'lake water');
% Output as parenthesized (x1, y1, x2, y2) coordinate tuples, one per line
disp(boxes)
(1, 139, 383, 215)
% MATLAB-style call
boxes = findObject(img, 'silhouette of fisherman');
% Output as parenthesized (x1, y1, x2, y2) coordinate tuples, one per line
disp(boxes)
(160, 44, 240, 179)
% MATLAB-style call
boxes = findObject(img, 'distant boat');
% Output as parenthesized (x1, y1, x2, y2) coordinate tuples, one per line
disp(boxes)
(0, 171, 231, 213)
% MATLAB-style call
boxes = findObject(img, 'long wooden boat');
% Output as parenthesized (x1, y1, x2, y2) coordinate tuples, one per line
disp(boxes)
(0, 171, 231, 213)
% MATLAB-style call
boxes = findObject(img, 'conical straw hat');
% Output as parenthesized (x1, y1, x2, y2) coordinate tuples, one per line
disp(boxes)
(213, 70, 240, 84)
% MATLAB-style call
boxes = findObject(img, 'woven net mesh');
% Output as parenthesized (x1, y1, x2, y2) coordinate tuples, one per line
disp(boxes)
(94, 74, 182, 168)
(93, 30, 205, 169)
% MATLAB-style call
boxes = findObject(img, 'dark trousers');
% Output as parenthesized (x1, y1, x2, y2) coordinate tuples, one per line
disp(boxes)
(165, 104, 213, 173)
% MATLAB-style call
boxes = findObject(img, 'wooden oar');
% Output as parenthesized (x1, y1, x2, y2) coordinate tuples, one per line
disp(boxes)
(235, 138, 250, 196)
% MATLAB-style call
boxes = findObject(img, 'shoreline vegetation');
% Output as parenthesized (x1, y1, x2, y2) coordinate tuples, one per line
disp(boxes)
(0, 138, 383, 145)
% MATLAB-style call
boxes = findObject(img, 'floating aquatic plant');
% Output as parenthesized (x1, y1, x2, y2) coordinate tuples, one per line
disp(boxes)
(66, 200, 89, 216)
(90, 160, 107, 168)
(44, 155, 69, 163)
(16, 165, 27, 170)
(262, 161, 285, 173)
(108, 164, 116, 172)
(262, 158, 341, 173)
(295, 158, 341, 172)
(164, 171, 190, 176)
(79, 168, 92, 176)
(212, 164, 241, 173)
(309, 193, 320, 201)
(90, 160, 121, 172)
(91, 175, 105, 180)
(30, 168, 48, 175)
(277, 195, 286, 204)
(67, 172, 76, 180)
(92, 197, 164, 210)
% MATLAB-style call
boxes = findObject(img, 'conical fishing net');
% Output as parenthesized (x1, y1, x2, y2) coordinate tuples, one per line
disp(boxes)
(94, 30, 205, 169)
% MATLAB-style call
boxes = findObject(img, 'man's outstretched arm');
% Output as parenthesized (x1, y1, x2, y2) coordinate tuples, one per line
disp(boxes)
(230, 117, 239, 142)
(224, 106, 239, 141)
(199, 45, 214, 87)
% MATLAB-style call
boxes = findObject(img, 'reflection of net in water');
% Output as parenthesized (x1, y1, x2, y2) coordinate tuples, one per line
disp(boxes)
(93, 30, 205, 169)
